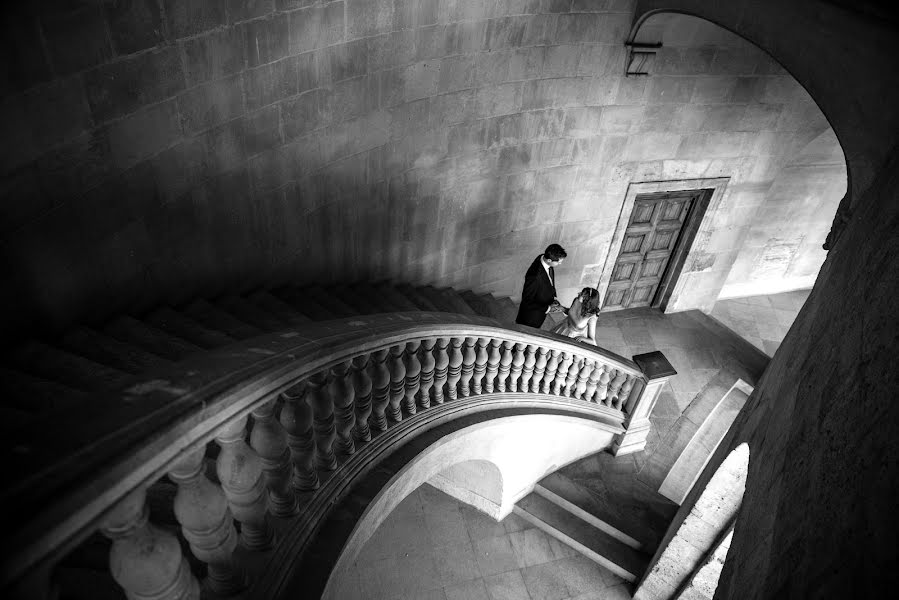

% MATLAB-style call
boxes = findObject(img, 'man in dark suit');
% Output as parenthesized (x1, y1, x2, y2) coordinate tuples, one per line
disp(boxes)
(515, 243, 567, 328)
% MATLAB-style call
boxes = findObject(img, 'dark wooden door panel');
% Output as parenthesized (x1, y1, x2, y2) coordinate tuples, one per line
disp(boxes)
(603, 190, 701, 312)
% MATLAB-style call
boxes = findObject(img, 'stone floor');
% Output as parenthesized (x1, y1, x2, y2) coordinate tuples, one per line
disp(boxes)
(709, 289, 812, 356)
(334, 483, 631, 600)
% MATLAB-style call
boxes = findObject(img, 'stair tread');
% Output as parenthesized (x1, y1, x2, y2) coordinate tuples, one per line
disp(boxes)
(59, 326, 172, 374)
(395, 283, 441, 311)
(144, 307, 235, 349)
(104, 315, 202, 361)
(272, 286, 336, 320)
(0, 368, 89, 414)
(182, 299, 262, 340)
(543, 468, 679, 552)
(516, 492, 649, 580)
(460, 290, 500, 319)
(303, 285, 358, 318)
(331, 284, 380, 314)
(496, 297, 520, 323)
(216, 295, 288, 331)
(372, 282, 422, 312)
(10, 341, 132, 392)
(248, 291, 311, 325)
(348, 282, 401, 313)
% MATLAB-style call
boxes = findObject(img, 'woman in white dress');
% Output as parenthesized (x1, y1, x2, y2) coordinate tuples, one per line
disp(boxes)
(551, 287, 601, 345)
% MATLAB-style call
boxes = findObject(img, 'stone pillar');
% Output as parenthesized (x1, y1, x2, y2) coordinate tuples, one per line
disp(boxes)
(351, 354, 373, 442)
(280, 384, 319, 491)
(613, 351, 677, 456)
(418, 339, 436, 409)
(403, 341, 422, 414)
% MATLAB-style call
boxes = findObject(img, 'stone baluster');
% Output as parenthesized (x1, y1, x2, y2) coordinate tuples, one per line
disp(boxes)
(280, 385, 318, 491)
(216, 416, 273, 550)
(418, 339, 436, 409)
(552, 352, 574, 395)
(433, 338, 449, 404)
(369, 349, 390, 431)
(484, 339, 502, 393)
(403, 340, 422, 414)
(351, 354, 373, 443)
(616, 375, 637, 411)
(446, 337, 464, 401)
(169, 449, 244, 595)
(101, 487, 200, 600)
(608, 369, 628, 409)
(595, 366, 612, 406)
(459, 337, 477, 397)
(519, 345, 537, 393)
(306, 372, 338, 472)
(532, 347, 548, 393)
(496, 341, 514, 392)
(574, 359, 594, 400)
(471, 337, 489, 394)
(563, 355, 581, 396)
(509, 343, 526, 392)
(250, 399, 297, 517)
(541, 349, 560, 393)
(330, 360, 356, 456)
(387, 345, 406, 422)
(583, 362, 603, 402)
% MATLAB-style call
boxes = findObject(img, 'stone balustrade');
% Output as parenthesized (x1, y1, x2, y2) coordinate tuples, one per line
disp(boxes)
(1, 314, 673, 599)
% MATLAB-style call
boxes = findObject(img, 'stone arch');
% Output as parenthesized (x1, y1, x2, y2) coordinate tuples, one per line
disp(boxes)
(300, 411, 621, 600)
(635, 442, 750, 599)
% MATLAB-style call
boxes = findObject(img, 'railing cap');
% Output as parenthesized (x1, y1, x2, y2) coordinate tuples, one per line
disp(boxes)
(632, 351, 677, 380)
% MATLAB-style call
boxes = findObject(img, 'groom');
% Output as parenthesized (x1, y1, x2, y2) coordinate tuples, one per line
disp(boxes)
(515, 243, 567, 328)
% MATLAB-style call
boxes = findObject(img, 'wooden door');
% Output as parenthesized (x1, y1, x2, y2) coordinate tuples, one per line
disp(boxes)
(602, 191, 700, 311)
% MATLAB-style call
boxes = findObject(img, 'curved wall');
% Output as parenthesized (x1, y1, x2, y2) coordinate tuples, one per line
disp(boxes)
(1, 1, 840, 336)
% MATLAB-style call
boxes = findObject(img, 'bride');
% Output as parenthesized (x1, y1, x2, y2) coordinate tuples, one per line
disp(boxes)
(551, 287, 601, 345)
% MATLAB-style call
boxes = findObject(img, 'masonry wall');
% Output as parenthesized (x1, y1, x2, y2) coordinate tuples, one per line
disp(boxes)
(0, 0, 841, 336)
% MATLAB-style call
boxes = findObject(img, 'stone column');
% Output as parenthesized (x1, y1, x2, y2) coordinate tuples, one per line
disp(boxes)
(613, 351, 677, 456)
(250, 399, 298, 517)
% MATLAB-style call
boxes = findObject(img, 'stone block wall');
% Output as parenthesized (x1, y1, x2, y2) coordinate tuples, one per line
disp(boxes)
(0, 1, 843, 334)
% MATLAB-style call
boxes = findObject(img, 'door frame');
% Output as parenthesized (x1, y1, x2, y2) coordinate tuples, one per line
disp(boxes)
(596, 178, 730, 313)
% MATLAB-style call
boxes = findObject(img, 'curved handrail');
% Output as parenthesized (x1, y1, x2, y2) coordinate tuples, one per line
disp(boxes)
(1, 312, 648, 594)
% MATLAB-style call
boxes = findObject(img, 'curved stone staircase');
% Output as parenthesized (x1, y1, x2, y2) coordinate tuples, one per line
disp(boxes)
(2, 283, 670, 600)
(0, 283, 519, 430)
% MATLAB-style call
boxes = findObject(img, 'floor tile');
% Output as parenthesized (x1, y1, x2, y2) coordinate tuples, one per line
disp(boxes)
(435, 539, 482, 587)
(553, 555, 609, 597)
(509, 527, 557, 568)
(484, 569, 531, 600)
(445, 577, 491, 600)
(520, 560, 571, 600)
(462, 504, 509, 541)
(474, 534, 521, 577)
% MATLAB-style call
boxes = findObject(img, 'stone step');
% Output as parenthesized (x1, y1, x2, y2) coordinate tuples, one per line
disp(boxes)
(535, 480, 642, 550)
(10, 341, 132, 392)
(515, 492, 649, 583)
(495, 297, 520, 323)
(0, 368, 89, 414)
(347, 282, 399, 313)
(273, 286, 336, 320)
(373, 282, 421, 312)
(303, 285, 357, 318)
(181, 299, 262, 340)
(59, 326, 172, 374)
(104, 315, 202, 361)
(459, 290, 496, 318)
(144, 307, 235, 349)
(416, 286, 457, 312)
(435, 287, 479, 316)
(330, 284, 379, 314)
(216, 294, 289, 331)
(394, 283, 441, 311)
(248, 291, 311, 326)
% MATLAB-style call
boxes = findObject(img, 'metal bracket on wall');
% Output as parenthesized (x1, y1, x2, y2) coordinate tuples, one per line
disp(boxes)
(624, 41, 662, 77)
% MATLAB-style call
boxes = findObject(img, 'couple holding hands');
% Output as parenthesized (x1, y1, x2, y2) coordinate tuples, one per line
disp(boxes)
(514, 244, 601, 346)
